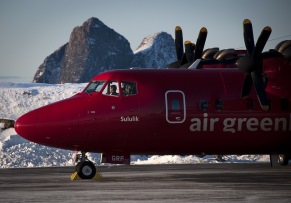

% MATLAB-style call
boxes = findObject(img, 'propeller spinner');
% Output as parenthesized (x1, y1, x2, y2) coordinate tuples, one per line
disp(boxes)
(236, 19, 272, 111)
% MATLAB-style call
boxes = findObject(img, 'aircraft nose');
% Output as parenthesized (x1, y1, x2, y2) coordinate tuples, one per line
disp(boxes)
(15, 110, 38, 142)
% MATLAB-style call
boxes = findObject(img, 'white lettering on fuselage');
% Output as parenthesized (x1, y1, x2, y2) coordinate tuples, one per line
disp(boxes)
(121, 116, 139, 122)
(112, 155, 124, 162)
(189, 113, 291, 133)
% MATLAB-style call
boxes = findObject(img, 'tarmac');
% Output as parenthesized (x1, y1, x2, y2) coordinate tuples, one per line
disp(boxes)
(0, 163, 291, 203)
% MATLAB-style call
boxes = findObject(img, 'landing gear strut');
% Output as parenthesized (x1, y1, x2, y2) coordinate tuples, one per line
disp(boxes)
(71, 151, 101, 180)
(270, 154, 290, 167)
(278, 155, 290, 166)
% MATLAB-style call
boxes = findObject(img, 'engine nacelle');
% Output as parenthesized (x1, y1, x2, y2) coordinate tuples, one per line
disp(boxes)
(263, 46, 291, 99)
(275, 40, 291, 61)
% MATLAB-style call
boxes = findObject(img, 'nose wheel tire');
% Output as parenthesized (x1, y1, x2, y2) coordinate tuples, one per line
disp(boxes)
(76, 161, 96, 179)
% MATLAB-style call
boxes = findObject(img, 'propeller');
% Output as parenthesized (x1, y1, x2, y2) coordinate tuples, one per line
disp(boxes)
(168, 26, 207, 69)
(180, 27, 208, 69)
(185, 40, 195, 63)
(168, 26, 184, 68)
(236, 19, 272, 111)
(194, 27, 208, 61)
(175, 26, 184, 61)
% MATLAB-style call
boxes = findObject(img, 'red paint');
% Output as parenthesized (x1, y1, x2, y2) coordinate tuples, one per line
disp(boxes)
(15, 54, 291, 157)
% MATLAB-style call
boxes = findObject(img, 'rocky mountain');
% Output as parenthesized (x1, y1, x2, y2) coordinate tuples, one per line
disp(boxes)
(33, 44, 67, 84)
(131, 32, 176, 68)
(33, 17, 176, 84)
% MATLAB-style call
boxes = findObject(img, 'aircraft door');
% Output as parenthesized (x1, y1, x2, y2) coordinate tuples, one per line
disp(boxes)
(165, 90, 186, 123)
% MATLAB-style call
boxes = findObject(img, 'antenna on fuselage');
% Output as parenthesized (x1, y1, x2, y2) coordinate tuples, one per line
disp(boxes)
(188, 59, 201, 69)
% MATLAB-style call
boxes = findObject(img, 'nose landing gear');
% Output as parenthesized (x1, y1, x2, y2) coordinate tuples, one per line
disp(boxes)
(70, 151, 102, 180)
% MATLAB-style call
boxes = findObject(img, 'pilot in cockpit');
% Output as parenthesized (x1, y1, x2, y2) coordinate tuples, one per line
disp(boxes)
(123, 85, 132, 96)
(109, 85, 118, 96)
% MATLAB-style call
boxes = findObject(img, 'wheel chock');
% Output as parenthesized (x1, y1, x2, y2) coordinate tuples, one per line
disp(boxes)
(93, 172, 103, 180)
(70, 172, 81, 180)
(70, 172, 103, 181)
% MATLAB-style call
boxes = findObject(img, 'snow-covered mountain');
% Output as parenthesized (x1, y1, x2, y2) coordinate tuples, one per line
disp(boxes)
(131, 32, 176, 68)
(0, 82, 269, 168)
(33, 17, 134, 84)
(33, 17, 176, 84)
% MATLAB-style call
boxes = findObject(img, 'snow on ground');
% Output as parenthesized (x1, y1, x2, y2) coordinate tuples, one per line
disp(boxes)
(0, 82, 86, 120)
(0, 82, 269, 168)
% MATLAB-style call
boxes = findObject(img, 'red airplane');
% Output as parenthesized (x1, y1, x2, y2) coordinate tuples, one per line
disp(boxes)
(15, 19, 291, 179)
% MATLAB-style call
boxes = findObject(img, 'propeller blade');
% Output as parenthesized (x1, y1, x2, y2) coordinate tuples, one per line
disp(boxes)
(175, 26, 184, 61)
(185, 40, 194, 63)
(241, 74, 253, 98)
(243, 19, 255, 55)
(193, 27, 207, 60)
(251, 71, 270, 111)
(180, 53, 189, 66)
(253, 26, 272, 59)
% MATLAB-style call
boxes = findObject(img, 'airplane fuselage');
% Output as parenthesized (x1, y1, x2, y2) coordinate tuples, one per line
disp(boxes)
(15, 68, 291, 156)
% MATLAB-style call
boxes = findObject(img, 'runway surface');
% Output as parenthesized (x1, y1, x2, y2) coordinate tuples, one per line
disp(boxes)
(0, 163, 291, 203)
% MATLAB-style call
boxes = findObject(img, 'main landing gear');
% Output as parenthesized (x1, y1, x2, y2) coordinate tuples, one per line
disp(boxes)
(70, 151, 102, 180)
(270, 154, 291, 167)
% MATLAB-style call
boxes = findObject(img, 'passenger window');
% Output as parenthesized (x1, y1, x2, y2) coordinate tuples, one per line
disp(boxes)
(200, 99, 208, 110)
(171, 99, 180, 111)
(102, 81, 119, 96)
(84, 81, 105, 93)
(121, 81, 137, 96)
(215, 99, 223, 110)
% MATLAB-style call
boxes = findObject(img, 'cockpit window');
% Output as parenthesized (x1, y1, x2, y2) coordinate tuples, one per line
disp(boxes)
(102, 81, 120, 96)
(121, 81, 137, 96)
(84, 81, 105, 93)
